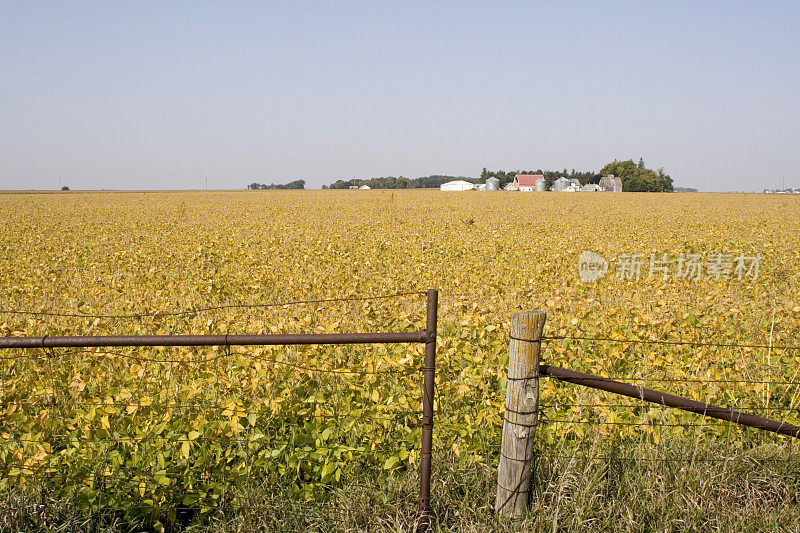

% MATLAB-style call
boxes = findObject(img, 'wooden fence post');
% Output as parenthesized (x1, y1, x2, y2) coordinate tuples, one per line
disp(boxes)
(495, 310, 546, 518)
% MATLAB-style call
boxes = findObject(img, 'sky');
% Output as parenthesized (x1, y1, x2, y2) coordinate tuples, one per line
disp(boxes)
(1, 1, 798, 191)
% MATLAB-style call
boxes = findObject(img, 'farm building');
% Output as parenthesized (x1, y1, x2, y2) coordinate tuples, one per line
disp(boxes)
(552, 177, 572, 191)
(599, 174, 623, 192)
(440, 180, 476, 191)
(582, 184, 602, 192)
(512, 174, 545, 192)
(485, 177, 500, 191)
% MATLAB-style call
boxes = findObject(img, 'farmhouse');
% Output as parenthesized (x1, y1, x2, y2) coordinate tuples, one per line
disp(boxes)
(599, 174, 623, 192)
(512, 174, 545, 192)
(440, 180, 476, 191)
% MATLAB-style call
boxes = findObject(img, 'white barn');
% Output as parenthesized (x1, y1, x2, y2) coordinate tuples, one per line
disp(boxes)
(440, 180, 476, 191)
(599, 174, 623, 192)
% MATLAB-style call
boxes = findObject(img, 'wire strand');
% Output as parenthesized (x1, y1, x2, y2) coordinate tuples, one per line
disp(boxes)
(0, 291, 427, 320)
(542, 335, 800, 351)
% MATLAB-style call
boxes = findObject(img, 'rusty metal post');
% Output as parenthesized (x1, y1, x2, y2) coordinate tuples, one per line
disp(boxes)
(495, 310, 546, 518)
(417, 289, 438, 531)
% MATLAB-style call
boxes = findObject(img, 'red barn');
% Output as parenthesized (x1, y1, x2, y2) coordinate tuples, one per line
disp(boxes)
(513, 174, 544, 191)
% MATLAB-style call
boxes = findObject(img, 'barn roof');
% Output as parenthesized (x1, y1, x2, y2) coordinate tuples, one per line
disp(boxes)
(515, 174, 544, 186)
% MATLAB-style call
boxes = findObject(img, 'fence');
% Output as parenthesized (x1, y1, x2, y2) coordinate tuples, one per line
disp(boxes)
(496, 310, 800, 518)
(0, 290, 438, 530)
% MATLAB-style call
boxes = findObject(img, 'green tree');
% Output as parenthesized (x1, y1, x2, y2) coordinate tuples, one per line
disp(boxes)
(598, 159, 673, 192)
(247, 180, 305, 190)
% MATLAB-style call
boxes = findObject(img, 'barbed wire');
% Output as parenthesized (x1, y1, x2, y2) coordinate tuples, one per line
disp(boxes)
(540, 374, 800, 386)
(0, 291, 427, 320)
(535, 452, 799, 464)
(0, 469, 405, 497)
(0, 494, 384, 523)
(0, 507, 361, 524)
(538, 419, 787, 428)
(0, 434, 413, 448)
(0, 347, 423, 376)
(542, 335, 800, 351)
(540, 403, 800, 412)
(0, 406, 419, 424)
(0, 497, 397, 521)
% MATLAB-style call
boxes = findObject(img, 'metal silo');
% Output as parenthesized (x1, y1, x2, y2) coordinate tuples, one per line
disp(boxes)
(535, 178, 547, 191)
(485, 177, 500, 191)
(553, 177, 571, 191)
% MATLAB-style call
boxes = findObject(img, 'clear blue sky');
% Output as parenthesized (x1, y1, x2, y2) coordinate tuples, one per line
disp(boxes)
(1, 1, 798, 191)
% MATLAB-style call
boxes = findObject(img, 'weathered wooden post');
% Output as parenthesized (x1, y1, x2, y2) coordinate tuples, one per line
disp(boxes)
(495, 310, 546, 518)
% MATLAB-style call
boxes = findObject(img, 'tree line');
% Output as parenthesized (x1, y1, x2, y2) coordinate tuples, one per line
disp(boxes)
(247, 159, 674, 192)
(325, 175, 478, 189)
(327, 159, 672, 191)
(247, 180, 305, 190)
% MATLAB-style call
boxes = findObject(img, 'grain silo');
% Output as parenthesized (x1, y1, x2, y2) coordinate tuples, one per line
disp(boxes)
(535, 178, 547, 191)
(485, 177, 500, 191)
(552, 177, 571, 191)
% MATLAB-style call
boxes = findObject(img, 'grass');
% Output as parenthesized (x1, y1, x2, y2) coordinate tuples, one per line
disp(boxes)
(4, 439, 800, 532)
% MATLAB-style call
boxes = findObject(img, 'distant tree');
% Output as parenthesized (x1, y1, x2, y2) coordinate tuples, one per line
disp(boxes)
(328, 175, 477, 189)
(61, 186, 70, 191)
(598, 159, 673, 192)
(329, 179, 354, 189)
(247, 180, 305, 190)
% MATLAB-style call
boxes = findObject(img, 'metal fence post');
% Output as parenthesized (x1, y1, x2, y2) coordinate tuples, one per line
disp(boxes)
(417, 289, 438, 531)
(495, 310, 546, 518)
